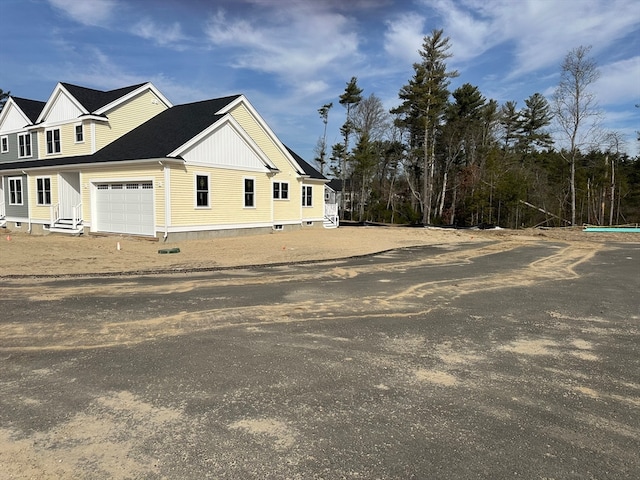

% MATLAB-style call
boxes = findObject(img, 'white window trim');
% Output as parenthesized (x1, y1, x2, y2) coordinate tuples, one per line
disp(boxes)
(194, 173, 211, 209)
(8, 176, 23, 206)
(74, 123, 84, 144)
(243, 176, 256, 209)
(36, 176, 52, 206)
(0, 135, 8, 153)
(273, 181, 290, 201)
(46, 128, 61, 155)
(17, 132, 32, 158)
(302, 185, 313, 207)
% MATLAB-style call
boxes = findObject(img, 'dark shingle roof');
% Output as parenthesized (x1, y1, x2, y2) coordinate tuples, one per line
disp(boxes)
(91, 95, 241, 161)
(0, 95, 241, 171)
(285, 146, 326, 180)
(11, 97, 46, 123)
(61, 82, 147, 113)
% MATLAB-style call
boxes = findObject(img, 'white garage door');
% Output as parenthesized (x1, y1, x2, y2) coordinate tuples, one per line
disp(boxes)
(95, 182, 155, 236)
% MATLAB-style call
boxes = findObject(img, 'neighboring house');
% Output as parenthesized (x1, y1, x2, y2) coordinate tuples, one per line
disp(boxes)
(0, 82, 337, 239)
(0, 96, 46, 227)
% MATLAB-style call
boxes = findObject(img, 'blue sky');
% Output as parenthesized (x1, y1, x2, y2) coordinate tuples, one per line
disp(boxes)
(1, 0, 639, 161)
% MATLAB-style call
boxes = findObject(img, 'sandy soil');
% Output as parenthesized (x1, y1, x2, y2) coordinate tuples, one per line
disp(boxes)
(0, 225, 636, 277)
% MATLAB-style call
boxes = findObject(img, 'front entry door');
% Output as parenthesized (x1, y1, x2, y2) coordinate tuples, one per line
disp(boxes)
(59, 172, 81, 219)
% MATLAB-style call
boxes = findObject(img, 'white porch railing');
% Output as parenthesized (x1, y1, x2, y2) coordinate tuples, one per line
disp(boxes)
(72, 202, 82, 229)
(324, 203, 339, 228)
(0, 200, 5, 218)
(50, 203, 60, 226)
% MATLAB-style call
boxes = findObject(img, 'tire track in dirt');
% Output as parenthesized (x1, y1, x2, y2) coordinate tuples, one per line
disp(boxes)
(0, 240, 602, 351)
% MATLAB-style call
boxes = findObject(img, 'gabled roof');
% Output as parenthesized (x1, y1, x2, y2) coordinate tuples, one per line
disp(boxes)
(11, 97, 46, 123)
(285, 146, 326, 180)
(1, 95, 242, 171)
(91, 95, 242, 161)
(60, 82, 147, 113)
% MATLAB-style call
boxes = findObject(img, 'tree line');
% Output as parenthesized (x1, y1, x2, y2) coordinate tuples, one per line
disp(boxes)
(315, 30, 640, 227)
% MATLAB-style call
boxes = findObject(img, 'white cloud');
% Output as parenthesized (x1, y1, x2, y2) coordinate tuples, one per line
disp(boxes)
(421, 0, 640, 79)
(383, 13, 425, 65)
(596, 56, 640, 106)
(132, 18, 188, 48)
(47, 0, 118, 27)
(204, 5, 360, 96)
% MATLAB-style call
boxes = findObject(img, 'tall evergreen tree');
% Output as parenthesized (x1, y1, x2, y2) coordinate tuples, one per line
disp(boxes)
(518, 93, 553, 153)
(338, 77, 363, 219)
(0, 89, 10, 112)
(392, 29, 458, 224)
(314, 102, 333, 175)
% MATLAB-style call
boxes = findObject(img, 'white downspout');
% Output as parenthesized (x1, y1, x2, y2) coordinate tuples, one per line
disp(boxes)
(162, 161, 171, 241)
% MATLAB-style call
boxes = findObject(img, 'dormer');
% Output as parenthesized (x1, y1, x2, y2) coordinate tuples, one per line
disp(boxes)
(34, 82, 172, 158)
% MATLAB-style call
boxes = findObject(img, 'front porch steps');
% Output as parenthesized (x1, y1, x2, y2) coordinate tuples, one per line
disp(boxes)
(49, 218, 84, 235)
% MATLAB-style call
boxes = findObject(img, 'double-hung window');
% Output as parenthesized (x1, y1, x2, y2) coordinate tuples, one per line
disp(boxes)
(37, 177, 51, 205)
(75, 124, 84, 143)
(244, 178, 255, 208)
(195, 174, 210, 208)
(18, 133, 32, 158)
(9, 177, 23, 205)
(273, 182, 289, 200)
(1, 136, 8, 153)
(302, 185, 313, 207)
(46, 128, 61, 154)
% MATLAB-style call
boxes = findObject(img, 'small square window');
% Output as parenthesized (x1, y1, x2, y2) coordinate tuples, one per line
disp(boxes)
(273, 182, 289, 200)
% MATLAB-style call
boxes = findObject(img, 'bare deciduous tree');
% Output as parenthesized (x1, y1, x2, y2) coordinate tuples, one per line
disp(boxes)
(553, 45, 601, 225)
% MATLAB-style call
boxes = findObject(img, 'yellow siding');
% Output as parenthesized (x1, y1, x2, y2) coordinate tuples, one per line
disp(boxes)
(301, 179, 326, 221)
(37, 122, 88, 159)
(170, 165, 272, 227)
(228, 103, 304, 223)
(28, 173, 59, 221)
(95, 90, 168, 150)
(79, 164, 166, 226)
(272, 173, 302, 223)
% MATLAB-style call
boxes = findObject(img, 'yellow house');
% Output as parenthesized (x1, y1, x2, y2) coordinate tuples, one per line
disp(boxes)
(0, 84, 336, 239)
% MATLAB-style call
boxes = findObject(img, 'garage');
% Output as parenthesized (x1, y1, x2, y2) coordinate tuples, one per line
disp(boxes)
(94, 182, 155, 236)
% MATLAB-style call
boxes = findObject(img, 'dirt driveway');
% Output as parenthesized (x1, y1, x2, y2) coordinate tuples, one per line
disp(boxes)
(0, 225, 635, 276)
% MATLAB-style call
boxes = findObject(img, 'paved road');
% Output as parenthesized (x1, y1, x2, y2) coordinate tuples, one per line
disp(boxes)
(1, 240, 639, 479)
